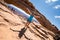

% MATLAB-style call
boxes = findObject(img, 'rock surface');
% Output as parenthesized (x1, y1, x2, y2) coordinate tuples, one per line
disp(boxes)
(0, 0, 60, 40)
(4, 0, 60, 34)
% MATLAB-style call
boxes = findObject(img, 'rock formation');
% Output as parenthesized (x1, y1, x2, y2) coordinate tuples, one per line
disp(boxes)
(0, 0, 60, 40)
(4, 0, 60, 34)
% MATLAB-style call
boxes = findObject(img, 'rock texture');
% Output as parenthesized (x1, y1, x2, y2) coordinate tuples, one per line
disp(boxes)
(0, 0, 60, 40)
(4, 0, 60, 34)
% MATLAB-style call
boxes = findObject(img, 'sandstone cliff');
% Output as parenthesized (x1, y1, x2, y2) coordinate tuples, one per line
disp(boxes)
(4, 0, 60, 34)
(0, 0, 60, 40)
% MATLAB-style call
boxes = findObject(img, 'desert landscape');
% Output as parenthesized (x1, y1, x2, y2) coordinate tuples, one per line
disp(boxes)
(0, 0, 60, 40)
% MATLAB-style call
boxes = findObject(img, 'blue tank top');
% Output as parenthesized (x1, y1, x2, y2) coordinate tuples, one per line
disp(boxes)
(27, 15, 34, 22)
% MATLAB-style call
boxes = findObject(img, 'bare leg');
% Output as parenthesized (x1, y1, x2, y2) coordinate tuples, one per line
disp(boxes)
(25, 21, 31, 28)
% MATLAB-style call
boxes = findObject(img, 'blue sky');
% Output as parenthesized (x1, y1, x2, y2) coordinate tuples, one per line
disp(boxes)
(30, 0, 60, 30)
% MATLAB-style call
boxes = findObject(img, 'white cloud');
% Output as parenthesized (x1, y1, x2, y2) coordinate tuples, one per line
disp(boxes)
(45, 0, 58, 3)
(55, 16, 60, 18)
(54, 5, 60, 9)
